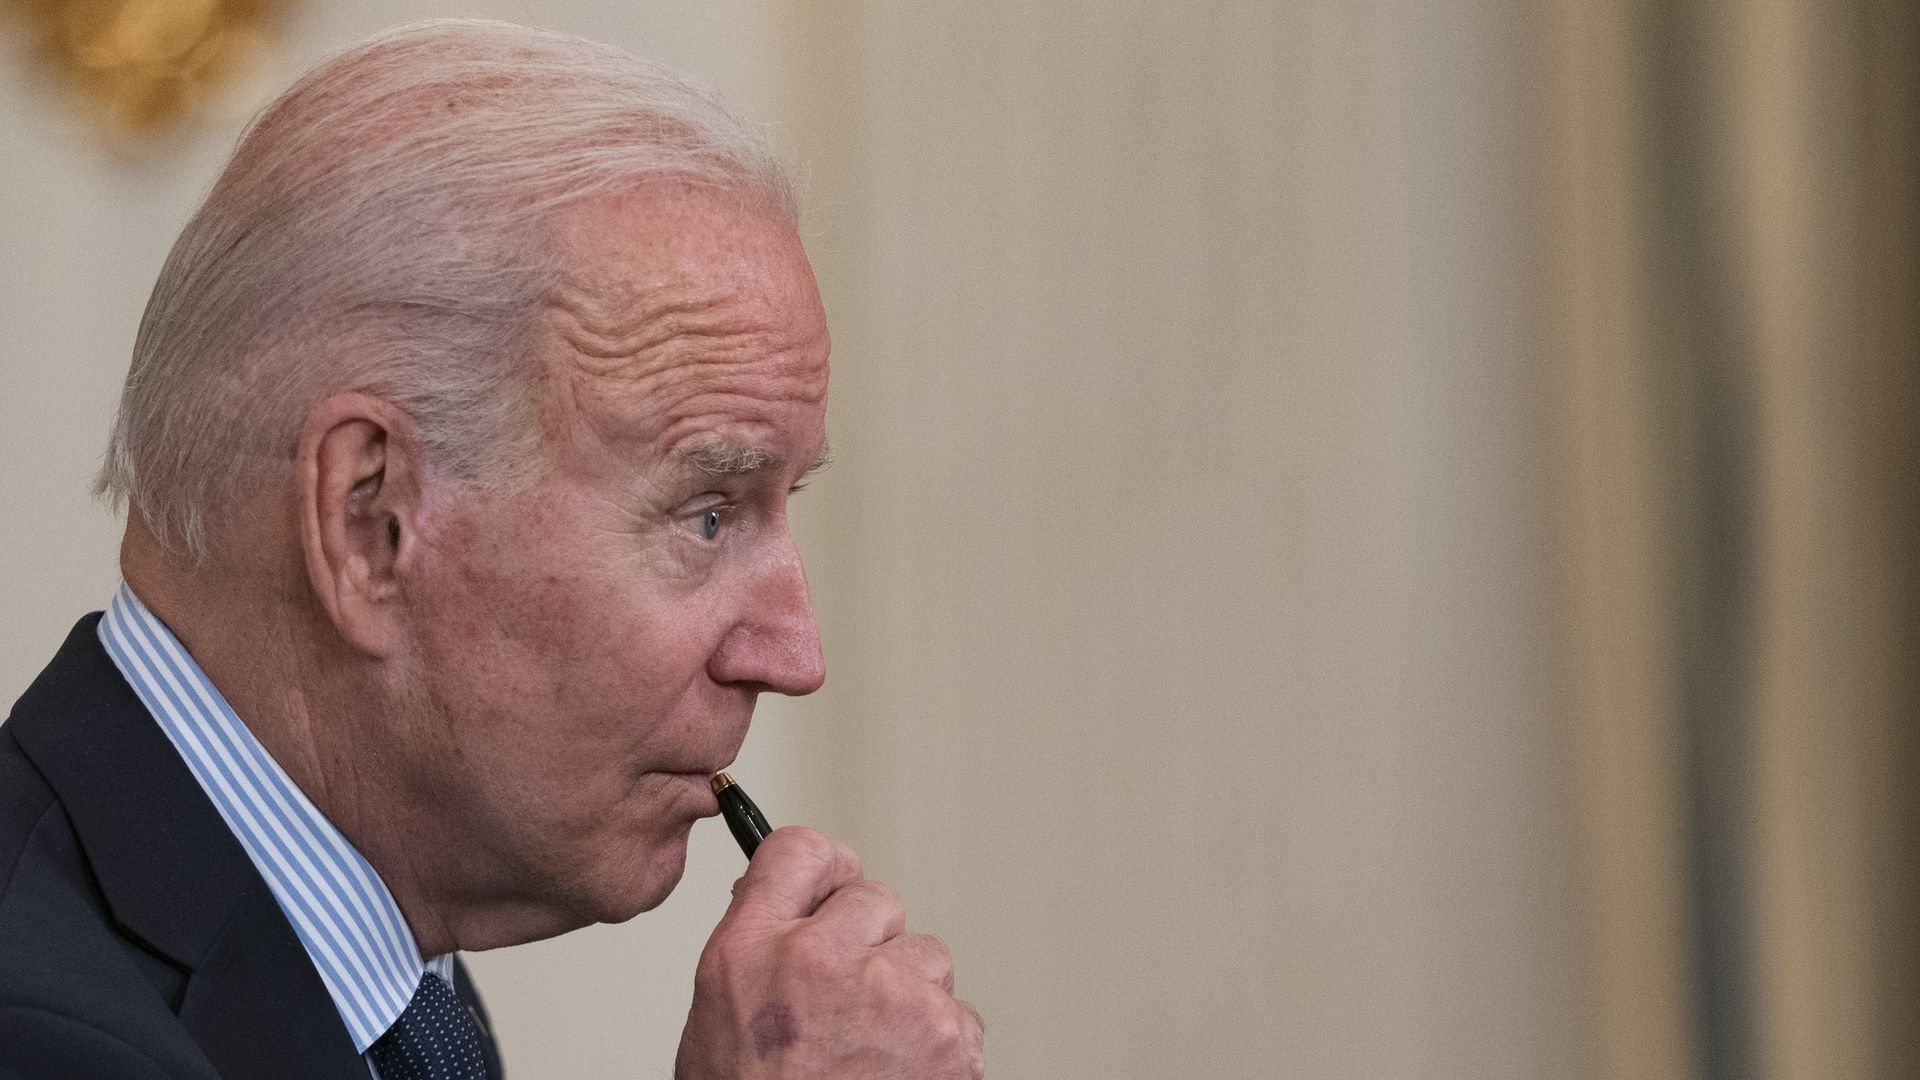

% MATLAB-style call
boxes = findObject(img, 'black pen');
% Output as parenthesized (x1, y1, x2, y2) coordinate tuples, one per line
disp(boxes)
(710, 772, 773, 858)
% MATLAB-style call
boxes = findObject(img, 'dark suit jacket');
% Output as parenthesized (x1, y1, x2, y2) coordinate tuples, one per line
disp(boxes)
(0, 614, 506, 1079)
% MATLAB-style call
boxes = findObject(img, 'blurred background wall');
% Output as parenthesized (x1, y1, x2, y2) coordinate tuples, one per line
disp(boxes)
(1, 2, 1912, 1079)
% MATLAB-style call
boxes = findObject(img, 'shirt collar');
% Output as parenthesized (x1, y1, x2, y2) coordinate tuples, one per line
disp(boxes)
(98, 581, 454, 1051)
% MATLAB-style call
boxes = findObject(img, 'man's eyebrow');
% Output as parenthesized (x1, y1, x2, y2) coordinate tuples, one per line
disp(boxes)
(687, 441, 772, 476)
(684, 440, 833, 480)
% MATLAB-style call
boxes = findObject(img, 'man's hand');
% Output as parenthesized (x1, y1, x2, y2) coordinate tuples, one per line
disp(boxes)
(674, 827, 985, 1079)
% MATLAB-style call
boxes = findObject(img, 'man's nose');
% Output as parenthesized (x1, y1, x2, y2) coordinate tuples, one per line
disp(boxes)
(708, 532, 825, 696)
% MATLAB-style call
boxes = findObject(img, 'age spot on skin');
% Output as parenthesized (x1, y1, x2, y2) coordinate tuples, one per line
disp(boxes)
(750, 1001, 798, 1057)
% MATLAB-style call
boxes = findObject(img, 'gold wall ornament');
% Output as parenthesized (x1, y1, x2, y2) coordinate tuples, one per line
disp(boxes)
(6, 0, 276, 137)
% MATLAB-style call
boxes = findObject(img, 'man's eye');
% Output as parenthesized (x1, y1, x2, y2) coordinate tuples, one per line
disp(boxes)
(682, 502, 737, 544)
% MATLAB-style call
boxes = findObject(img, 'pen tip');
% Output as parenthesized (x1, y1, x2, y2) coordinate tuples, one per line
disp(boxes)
(709, 772, 735, 795)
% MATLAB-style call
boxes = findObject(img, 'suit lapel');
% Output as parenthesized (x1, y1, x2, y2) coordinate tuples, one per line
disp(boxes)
(8, 614, 367, 1080)
(178, 900, 372, 1080)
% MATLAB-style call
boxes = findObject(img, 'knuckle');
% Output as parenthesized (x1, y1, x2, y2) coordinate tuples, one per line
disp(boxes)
(781, 923, 840, 973)
(856, 878, 902, 913)
(914, 931, 952, 961)
(956, 1033, 985, 1080)
(929, 999, 985, 1078)
(952, 1001, 986, 1078)
(778, 824, 826, 849)
(905, 932, 954, 984)
(937, 1005, 967, 1046)
(774, 826, 862, 880)
(756, 824, 817, 865)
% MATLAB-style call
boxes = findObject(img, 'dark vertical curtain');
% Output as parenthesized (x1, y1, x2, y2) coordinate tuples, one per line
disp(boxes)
(1552, 0, 1918, 1077)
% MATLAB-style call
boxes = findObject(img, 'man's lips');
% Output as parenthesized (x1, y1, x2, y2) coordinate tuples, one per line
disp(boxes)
(657, 770, 726, 816)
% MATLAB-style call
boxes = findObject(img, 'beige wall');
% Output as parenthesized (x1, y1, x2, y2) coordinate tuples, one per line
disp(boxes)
(2, 3, 1597, 1078)
(773, 5, 1593, 1077)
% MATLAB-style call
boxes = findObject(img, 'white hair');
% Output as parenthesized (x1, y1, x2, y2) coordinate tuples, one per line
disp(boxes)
(96, 19, 796, 563)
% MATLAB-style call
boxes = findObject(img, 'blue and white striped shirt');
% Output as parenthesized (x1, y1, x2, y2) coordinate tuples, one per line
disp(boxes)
(98, 582, 454, 1065)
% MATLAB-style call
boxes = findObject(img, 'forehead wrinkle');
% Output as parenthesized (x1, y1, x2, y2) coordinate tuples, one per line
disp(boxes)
(559, 349, 829, 460)
(543, 278, 823, 417)
(546, 276, 756, 372)
(537, 231, 828, 451)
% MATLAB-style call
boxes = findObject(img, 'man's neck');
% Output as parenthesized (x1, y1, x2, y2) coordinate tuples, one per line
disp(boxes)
(119, 522, 422, 936)
(119, 520, 584, 956)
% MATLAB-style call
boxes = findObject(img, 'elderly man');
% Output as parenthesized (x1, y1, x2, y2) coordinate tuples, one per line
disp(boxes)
(0, 19, 981, 1080)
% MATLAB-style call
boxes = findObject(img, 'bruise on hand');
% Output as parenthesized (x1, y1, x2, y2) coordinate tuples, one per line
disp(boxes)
(750, 1001, 799, 1058)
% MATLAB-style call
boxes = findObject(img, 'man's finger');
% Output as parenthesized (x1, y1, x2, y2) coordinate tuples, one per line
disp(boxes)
(956, 998, 986, 1079)
(877, 931, 954, 991)
(812, 879, 906, 946)
(726, 826, 862, 923)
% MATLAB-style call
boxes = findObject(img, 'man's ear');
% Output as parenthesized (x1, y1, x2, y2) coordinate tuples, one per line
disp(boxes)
(298, 393, 421, 657)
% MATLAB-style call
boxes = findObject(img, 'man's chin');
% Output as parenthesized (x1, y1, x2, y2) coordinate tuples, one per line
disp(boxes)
(578, 832, 690, 925)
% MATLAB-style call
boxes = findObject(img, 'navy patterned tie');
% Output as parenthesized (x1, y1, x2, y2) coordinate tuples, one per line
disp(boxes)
(369, 972, 488, 1080)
